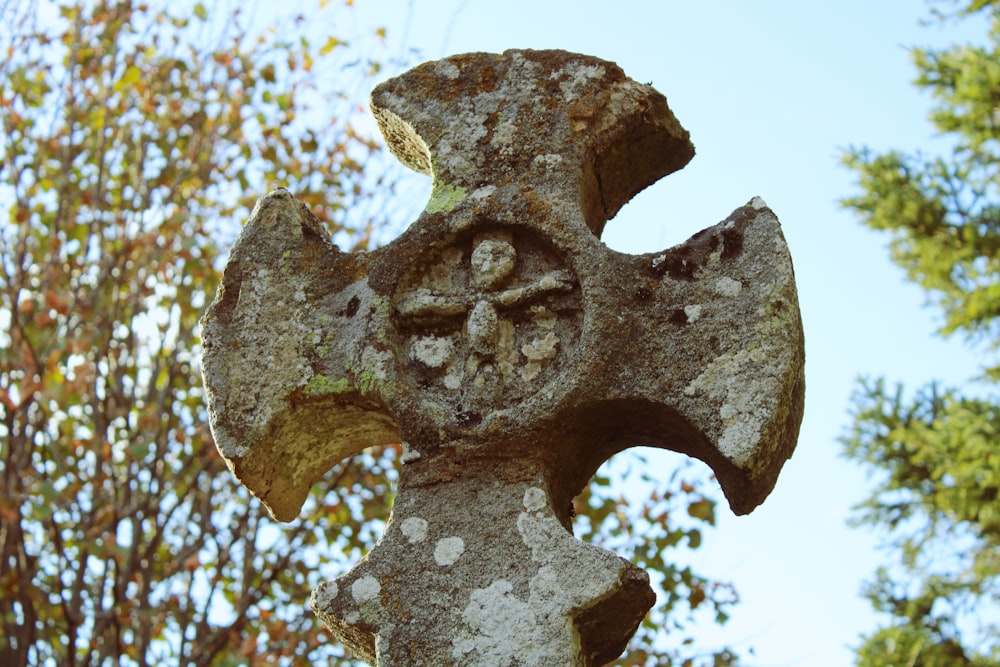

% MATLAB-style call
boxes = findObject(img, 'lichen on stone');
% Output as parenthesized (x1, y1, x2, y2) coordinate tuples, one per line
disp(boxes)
(425, 182, 468, 214)
(303, 374, 350, 398)
(411, 335, 456, 368)
(434, 536, 465, 566)
(401, 517, 428, 543)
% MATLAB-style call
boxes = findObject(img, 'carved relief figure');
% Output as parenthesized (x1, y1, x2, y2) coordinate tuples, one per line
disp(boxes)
(394, 227, 581, 418)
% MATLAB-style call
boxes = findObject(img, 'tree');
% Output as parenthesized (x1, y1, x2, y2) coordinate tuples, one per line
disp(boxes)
(0, 1, 395, 664)
(0, 1, 742, 665)
(579, 454, 742, 667)
(841, 1, 1000, 664)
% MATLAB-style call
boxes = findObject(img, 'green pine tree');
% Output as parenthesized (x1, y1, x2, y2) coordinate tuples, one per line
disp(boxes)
(841, 1, 1000, 664)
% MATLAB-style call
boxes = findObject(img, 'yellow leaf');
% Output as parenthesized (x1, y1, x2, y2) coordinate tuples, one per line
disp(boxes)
(193, 3, 207, 20)
(113, 65, 142, 93)
(319, 36, 343, 55)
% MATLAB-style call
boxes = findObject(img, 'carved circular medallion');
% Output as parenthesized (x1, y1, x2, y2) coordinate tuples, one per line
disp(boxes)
(393, 226, 582, 422)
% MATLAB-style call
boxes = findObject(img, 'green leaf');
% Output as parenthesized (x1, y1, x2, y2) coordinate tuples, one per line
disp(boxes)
(687, 498, 715, 524)
(193, 3, 207, 21)
(260, 63, 276, 83)
(687, 528, 702, 549)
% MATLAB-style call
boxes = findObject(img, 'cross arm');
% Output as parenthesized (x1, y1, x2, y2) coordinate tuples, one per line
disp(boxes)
(539, 198, 805, 516)
(370, 49, 695, 238)
(200, 189, 400, 521)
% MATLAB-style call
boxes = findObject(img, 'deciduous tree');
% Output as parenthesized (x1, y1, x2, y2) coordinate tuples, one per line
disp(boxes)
(0, 1, 392, 663)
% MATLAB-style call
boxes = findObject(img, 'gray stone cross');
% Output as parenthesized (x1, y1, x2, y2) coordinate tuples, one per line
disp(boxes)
(201, 49, 805, 666)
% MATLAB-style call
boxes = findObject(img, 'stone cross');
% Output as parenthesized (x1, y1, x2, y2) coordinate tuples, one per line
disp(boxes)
(201, 49, 805, 666)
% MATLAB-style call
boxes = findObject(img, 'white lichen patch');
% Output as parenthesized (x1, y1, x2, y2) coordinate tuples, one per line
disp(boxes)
(438, 60, 461, 79)
(719, 421, 762, 466)
(351, 576, 381, 603)
(400, 441, 422, 463)
(452, 578, 578, 666)
(683, 345, 781, 467)
(652, 253, 666, 268)
(521, 332, 558, 361)
(515, 503, 624, 599)
(412, 335, 455, 368)
(532, 153, 563, 171)
(471, 235, 516, 290)
(556, 63, 605, 101)
(520, 333, 559, 381)
(442, 362, 463, 390)
(529, 565, 561, 599)
(684, 304, 703, 323)
(751, 196, 768, 210)
(311, 581, 338, 609)
(434, 536, 465, 566)
(454, 483, 636, 665)
(492, 118, 518, 150)
(401, 517, 429, 544)
(523, 487, 547, 512)
(530, 305, 556, 329)
(714, 276, 742, 297)
(471, 185, 497, 200)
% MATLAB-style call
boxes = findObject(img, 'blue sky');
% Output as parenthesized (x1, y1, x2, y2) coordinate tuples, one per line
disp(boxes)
(291, 1, 991, 664)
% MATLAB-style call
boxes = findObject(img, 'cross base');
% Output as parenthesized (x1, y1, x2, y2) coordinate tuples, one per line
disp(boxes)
(311, 460, 653, 666)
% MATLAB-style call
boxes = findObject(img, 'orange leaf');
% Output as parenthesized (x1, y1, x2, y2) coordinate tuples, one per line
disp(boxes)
(184, 554, 199, 572)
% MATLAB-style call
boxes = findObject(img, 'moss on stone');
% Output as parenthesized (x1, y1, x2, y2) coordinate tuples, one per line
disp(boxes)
(425, 182, 468, 214)
(303, 374, 350, 398)
(355, 366, 385, 396)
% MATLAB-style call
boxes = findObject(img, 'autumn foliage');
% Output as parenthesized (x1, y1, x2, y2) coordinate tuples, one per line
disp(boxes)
(0, 1, 394, 663)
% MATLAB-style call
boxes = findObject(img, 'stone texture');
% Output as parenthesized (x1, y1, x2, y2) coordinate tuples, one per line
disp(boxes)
(201, 48, 805, 666)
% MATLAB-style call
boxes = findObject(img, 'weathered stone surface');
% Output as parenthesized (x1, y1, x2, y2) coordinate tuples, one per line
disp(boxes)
(201, 48, 805, 666)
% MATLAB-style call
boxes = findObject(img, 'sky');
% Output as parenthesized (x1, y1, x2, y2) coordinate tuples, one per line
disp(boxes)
(272, 1, 990, 664)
